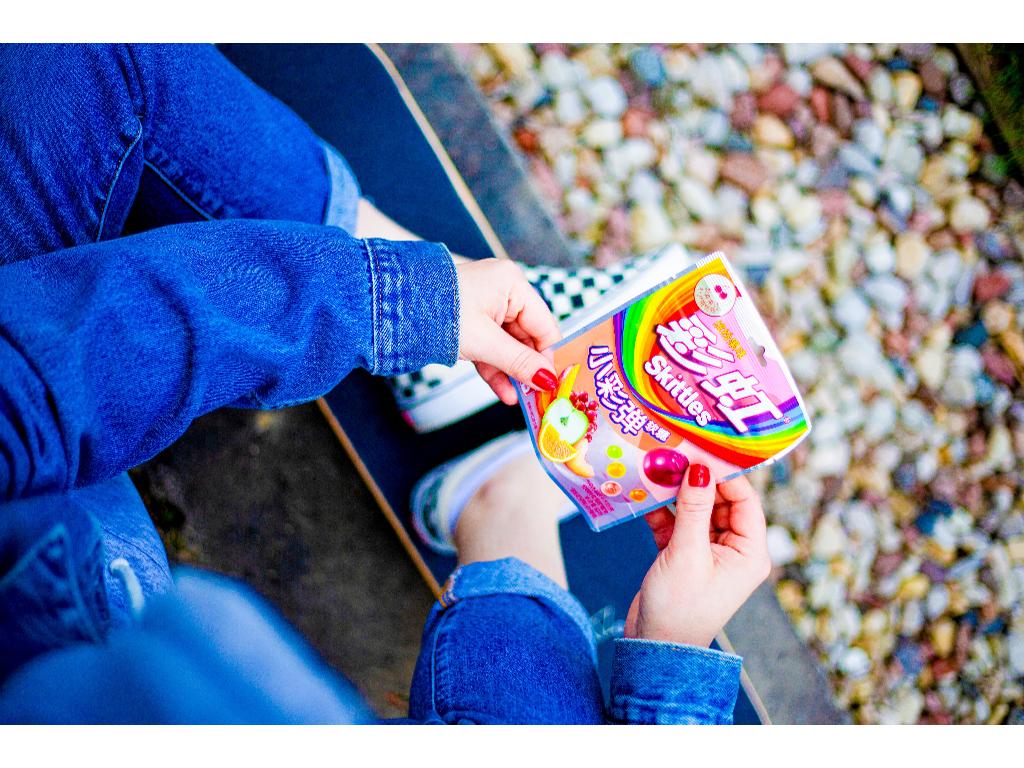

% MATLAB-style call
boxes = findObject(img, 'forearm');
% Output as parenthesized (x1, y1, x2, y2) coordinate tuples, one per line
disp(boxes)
(0, 218, 457, 500)
(355, 198, 471, 264)
(608, 639, 742, 724)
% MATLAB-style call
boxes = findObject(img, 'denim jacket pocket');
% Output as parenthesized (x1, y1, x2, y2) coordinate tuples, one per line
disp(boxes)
(0, 523, 109, 681)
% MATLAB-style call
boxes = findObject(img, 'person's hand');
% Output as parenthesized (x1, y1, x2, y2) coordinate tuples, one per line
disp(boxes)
(625, 464, 771, 647)
(456, 258, 561, 405)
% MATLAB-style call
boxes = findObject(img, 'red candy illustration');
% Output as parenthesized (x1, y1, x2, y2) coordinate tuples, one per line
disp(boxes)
(642, 448, 689, 487)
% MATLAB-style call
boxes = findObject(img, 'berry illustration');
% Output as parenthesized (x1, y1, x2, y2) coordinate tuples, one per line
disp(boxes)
(569, 391, 600, 441)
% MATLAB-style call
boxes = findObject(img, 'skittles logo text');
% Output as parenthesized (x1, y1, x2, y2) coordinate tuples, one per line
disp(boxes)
(613, 259, 809, 468)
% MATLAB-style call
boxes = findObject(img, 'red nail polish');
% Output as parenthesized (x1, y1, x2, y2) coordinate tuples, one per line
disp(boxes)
(688, 464, 710, 488)
(532, 369, 558, 392)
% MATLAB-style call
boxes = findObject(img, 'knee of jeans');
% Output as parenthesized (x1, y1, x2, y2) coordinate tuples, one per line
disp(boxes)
(437, 557, 595, 648)
(414, 594, 604, 724)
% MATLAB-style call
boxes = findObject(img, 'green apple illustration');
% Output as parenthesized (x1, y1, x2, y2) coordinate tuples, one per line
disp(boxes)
(540, 397, 588, 446)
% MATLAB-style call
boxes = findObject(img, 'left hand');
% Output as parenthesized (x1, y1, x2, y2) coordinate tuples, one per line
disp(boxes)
(456, 258, 561, 405)
(625, 466, 771, 648)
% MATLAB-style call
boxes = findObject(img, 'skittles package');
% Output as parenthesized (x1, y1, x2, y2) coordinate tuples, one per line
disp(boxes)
(515, 251, 811, 532)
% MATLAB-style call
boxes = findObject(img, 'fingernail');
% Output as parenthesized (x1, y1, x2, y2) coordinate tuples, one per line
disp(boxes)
(531, 369, 558, 392)
(688, 463, 710, 488)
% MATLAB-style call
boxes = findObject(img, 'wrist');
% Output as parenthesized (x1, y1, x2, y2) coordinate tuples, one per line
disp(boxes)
(636, 632, 715, 648)
(631, 617, 716, 648)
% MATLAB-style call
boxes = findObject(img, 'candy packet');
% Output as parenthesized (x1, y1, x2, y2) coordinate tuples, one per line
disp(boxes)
(515, 251, 812, 532)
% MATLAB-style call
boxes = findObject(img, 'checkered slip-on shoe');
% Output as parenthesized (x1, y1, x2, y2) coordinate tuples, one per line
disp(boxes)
(390, 360, 499, 432)
(389, 245, 691, 433)
(519, 251, 660, 323)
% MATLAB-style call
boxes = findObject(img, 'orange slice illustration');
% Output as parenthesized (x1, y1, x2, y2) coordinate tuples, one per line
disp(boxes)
(538, 421, 581, 463)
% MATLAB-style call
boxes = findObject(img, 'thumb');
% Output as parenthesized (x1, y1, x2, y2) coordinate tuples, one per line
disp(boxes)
(669, 463, 715, 554)
(477, 323, 557, 390)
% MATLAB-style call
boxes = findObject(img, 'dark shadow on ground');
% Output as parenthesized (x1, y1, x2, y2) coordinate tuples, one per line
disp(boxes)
(130, 403, 433, 719)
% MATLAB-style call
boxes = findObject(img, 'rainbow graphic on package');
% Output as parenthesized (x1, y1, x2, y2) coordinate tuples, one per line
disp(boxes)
(515, 251, 812, 532)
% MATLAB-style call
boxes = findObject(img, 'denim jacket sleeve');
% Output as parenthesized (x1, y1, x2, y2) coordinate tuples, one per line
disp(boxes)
(0, 218, 459, 501)
(609, 638, 742, 724)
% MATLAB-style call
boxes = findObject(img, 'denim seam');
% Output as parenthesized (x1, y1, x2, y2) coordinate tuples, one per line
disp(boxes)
(120, 45, 220, 228)
(95, 119, 144, 242)
(321, 146, 336, 226)
(611, 694, 723, 724)
(442, 245, 460, 362)
(428, 603, 454, 721)
(140, 158, 216, 222)
(363, 238, 382, 373)
(610, 639, 741, 724)
(122, 44, 149, 123)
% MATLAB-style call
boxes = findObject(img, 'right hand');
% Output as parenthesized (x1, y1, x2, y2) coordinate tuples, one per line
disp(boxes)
(625, 465, 771, 648)
(455, 258, 561, 405)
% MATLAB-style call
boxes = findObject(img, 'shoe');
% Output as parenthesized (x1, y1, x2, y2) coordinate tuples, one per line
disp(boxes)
(410, 431, 533, 554)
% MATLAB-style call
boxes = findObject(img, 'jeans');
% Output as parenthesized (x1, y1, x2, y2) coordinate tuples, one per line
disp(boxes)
(0, 44, 742, 723)
(411, 557, 742, 724)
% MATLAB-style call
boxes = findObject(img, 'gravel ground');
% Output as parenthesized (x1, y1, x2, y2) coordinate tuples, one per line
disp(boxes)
(457, 43, 1024, 724)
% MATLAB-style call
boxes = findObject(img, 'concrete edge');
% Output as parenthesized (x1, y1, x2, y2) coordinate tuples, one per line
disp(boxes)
(725, 581, 850, 723)
(380, 43, 578, 267)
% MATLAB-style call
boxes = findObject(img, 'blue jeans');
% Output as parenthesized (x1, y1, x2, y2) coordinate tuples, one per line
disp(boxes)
(411, 558, 742, 724)
(0, 44, 741, 723)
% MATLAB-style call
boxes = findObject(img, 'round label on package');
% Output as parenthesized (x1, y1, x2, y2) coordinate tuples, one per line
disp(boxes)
(694, 274, 737, 316)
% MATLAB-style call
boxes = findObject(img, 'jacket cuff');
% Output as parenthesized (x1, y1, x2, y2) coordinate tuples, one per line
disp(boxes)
(363, 237, 459, 375)
(610, 638, 742, 724)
